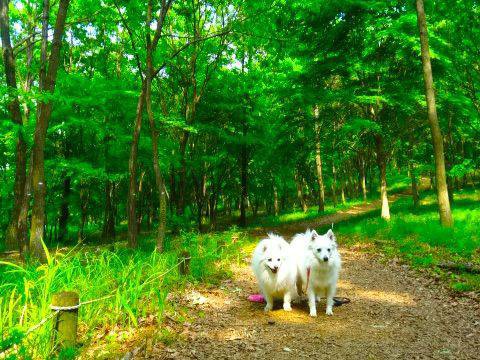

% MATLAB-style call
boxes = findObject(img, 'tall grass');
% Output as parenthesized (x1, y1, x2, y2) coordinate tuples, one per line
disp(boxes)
(0, 230, 243, 359)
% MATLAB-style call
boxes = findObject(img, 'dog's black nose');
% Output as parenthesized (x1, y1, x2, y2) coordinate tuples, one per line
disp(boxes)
(323, 257, 329, 262)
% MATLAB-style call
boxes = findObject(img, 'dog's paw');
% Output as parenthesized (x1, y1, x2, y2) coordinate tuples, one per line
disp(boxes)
(264, 304, 273, 312)
(309, 311, 317, 317)
(283, 303, 292, 311)
(325, 308, 333, 316)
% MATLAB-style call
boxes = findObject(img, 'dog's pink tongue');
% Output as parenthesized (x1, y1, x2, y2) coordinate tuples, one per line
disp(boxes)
(248, 294, 265, 303)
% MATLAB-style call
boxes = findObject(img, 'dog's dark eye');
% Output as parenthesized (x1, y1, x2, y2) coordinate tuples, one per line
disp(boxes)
(267, 258, 272, 262)
(317, 248, 321, 252)
(277, 258, 280, 261)
(327, 249, 331, 252)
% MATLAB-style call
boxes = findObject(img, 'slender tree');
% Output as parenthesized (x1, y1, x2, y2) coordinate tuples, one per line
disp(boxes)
(0, 0, 27, 251)
(415, 0, 453, 227)
(29, 0, 71, 261)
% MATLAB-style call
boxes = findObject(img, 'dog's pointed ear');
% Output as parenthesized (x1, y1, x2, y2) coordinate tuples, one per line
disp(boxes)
(326, 229, 337, 243)
(310, 230, 318, 241)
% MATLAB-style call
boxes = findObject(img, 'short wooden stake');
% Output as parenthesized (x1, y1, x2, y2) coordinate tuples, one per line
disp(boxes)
(51, 291, 79, 351)
(179, 250, 190, 275)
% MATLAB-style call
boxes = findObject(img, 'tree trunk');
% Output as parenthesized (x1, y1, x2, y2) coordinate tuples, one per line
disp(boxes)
(57, 176, 71, 243)
(136, 171, 146, 235)
(127, 85, 146, 248)
(1, 0, 27, 251)
(29, 0, 70, 261)
(177, 132, 189, 216)
(273, 183, 279, 216)
(445, 116, 454, 205)
(77, 186, 88, 244)
(331, 164, 338, 207)
(169, 165, 176, 214)
(375, 134, 390, 220)
(416, 0, 453, 227)
(409, 162, 420, 208)
(102, 181, 115, 242)
(18, 157, 33, 254)
(360, 155, 367, 203)
(146, 76, 167, 252)
(314, 107, 326, 213)
(295, 171, 308, 213)
(209, 193, 218, 231)
(239, 117, 248, 227)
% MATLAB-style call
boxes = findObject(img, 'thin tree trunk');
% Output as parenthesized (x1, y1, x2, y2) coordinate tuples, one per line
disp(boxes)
(331, 163, 338, 207)
(239, 112, 248, 227)
(295, 171, 308, 213)
(57, 176, 71, 242)
(177, 132, 189, 216)
(146, 75, 167, 252)
(273, 183, 279, 216)
(375, 134, 390, 220)
(77, 186, 88, 243)
(360, 154, 367, 203)
(127, 85, 146, 248)
(102, 181, 115, 242)
(409, 162, 420, 208)
(136, 171, 146, 234)
(416, 0, 453, 227)
(314, 106, 325, 213)
(29, 0, 70, 261)
(18, 157, 33, 254)
(0, 0, 27, 251)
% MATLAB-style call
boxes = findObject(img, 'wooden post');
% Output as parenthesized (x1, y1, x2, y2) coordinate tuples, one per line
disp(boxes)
(51, 291, 79, 351)
(179, 250, 190, 275)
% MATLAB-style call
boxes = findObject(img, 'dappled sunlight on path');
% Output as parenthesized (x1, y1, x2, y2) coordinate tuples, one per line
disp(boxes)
(138, 247, 479, 359)
(127, 197, 479, 359)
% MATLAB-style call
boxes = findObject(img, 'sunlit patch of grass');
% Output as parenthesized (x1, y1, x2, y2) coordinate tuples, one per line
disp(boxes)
(250, 198, 367, 229)
(337, 189, 480, 292)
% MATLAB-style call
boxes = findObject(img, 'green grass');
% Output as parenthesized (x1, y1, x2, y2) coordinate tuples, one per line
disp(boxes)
(336, 189, 480, 292)
(0, 230, 247, 359)
(249, 198, 368, 229)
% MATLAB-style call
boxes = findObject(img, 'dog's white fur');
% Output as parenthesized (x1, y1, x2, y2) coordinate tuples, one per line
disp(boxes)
(251, 233, 297, 312)
(291, 229, 341, 317)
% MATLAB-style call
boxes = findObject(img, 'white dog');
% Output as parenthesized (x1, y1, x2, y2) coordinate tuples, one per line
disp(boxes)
(291, 229, 341, 317)
(251, 233, 297, 312)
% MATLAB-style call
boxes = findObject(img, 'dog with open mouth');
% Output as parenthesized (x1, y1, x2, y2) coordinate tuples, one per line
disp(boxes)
(251, 233, 297, 312)
(291, 229, 341, 316)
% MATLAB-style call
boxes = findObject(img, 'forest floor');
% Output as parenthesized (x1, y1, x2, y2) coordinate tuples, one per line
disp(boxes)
(125, 196, 480, 359)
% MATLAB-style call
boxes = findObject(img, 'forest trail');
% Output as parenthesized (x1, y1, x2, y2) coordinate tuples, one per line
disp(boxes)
(132, 197, 480, 359)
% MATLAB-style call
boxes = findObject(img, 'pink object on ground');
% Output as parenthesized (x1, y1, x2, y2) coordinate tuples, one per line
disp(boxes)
(248, 294, 265, 302)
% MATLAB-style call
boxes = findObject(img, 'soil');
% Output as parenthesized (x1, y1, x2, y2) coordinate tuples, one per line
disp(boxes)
(127, 198, 480, 360)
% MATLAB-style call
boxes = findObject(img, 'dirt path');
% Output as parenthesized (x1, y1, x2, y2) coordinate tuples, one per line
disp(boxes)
(135, 199, 480, 359)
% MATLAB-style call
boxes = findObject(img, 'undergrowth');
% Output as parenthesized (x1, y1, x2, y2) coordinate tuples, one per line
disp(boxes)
(0, 230, 246, 359)
(336, 189, 480, 292)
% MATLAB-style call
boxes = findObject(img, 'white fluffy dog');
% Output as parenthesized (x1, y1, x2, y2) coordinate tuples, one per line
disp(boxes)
(291, 229, 341, 317)
(251, 233, 297, 312)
